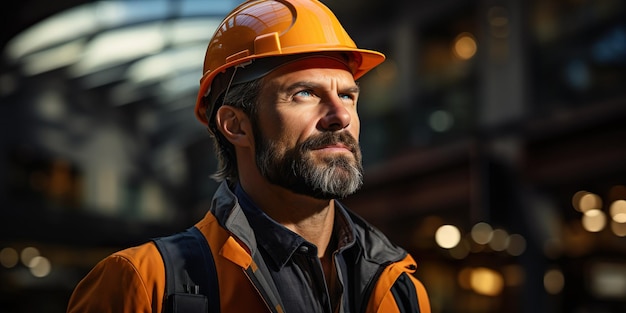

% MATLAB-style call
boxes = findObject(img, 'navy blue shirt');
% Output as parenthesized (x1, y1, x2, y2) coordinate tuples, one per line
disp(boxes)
(235, 184, 358, 313)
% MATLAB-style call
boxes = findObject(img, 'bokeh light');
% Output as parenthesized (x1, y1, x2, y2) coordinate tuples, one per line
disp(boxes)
(572, 190, 589, 212)
(610, 200, 626, 223)
(0, 247, 19, 268)
(20, 247, 40, 267)
(470, 267, 504, 296)
(489, 229, 510, 251)
(544, 269, 565, 295)
(453, 32, 477, 60)
(28, 256, 51, 278)
(579, 192, 602, 212)
(582, 209, 607, 232)
(471, 222, 493, 245)
(429, 110, 454, 132)
(435, 224, 461, 249)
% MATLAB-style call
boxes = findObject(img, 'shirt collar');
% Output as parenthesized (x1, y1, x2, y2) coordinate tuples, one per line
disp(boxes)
(234, 184, 357, 269)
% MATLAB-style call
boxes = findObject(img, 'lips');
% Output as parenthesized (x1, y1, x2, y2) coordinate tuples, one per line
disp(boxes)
(314, 143, 353, 153)
(304, 131, 356, 149)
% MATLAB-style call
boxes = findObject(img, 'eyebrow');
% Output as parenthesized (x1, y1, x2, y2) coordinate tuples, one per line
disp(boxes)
(284, 81, 360, 94)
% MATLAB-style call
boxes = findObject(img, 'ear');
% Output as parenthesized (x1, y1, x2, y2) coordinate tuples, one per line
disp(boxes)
(215, 105, 253, 148)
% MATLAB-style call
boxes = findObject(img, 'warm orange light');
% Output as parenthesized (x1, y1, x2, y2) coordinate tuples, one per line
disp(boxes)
(453, 33, 477, 60)
(458, 267, 473, 290)
(470, 267, 504, 296)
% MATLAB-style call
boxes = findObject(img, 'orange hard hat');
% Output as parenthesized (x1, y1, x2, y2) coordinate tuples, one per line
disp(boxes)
(194, 0, 386, 127)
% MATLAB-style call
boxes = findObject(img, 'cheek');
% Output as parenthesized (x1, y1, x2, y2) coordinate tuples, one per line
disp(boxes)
(257, 109, 284, 137)
(278, 110, 319, 141)
(258, 111, 305, 147)
(349, 112, 361, 140)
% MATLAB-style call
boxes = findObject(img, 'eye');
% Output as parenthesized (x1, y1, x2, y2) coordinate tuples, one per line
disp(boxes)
(294, 89, 314, 97)
(339, 93, 354, 100)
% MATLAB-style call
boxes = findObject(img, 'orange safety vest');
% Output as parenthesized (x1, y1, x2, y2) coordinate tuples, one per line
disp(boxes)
(67, 183, 430, 313)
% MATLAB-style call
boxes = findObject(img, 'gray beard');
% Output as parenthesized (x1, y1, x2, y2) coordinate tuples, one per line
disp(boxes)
(255, 130, 363, 200)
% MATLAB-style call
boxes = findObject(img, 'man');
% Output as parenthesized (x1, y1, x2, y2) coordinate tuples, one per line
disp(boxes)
(67, 0, 430, 312)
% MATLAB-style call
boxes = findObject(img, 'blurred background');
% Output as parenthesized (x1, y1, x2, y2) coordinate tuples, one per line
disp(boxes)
(0, 0, 625, 312)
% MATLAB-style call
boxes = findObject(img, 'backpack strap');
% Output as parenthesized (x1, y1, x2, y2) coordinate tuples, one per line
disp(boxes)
(153, 226, 220, 313)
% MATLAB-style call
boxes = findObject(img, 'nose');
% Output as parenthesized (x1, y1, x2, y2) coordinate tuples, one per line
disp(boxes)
(319, 95, 352, 131)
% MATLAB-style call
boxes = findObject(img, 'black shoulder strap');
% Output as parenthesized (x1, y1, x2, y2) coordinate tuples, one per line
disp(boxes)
(153, 226, 220, 313)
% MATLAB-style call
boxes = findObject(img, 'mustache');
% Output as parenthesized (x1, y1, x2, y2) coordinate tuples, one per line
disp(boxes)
(298, 132, 359, 153)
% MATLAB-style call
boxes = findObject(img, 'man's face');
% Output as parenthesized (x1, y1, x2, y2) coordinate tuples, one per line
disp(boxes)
(253, 57, 363, 199)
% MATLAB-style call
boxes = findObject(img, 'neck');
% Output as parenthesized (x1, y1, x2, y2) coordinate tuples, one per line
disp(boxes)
(240, 179, 336, 258)
(283, 201, 335, 257)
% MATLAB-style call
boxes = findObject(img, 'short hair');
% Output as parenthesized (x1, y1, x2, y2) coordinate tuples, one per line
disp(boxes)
(209, 78, 263, 182)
